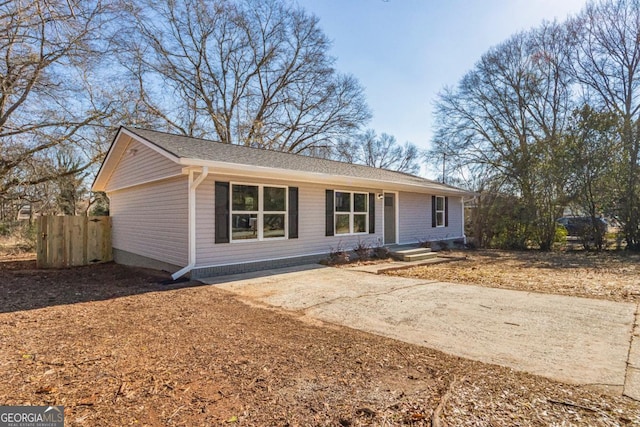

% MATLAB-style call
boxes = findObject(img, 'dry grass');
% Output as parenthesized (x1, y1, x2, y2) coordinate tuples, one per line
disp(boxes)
(1, 255, 639, 425)
(0, 226, 36, 259)
(389, 249, 640, 302)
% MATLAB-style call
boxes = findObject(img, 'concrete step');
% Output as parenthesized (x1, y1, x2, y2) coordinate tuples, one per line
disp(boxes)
(393, 247, 432, 256)
(388, 245, 437, 262)
(402, 251, 438, 262)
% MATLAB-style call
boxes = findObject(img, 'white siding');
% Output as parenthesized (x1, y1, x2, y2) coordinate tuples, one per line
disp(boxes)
(195, 175, 384, 267)
(109, 177, 188, 266)
(104, 138, 182, 191)
(398, 192, 464, 244)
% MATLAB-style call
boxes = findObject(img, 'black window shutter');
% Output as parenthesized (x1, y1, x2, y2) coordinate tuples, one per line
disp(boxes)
(444, 196, 449, 227)
(369, 193, 375, 234)
(325, 190, 334, 236)
(431, 195, 436, 228)
(288, 187, 298, 239)
(215, 181, 230, 243)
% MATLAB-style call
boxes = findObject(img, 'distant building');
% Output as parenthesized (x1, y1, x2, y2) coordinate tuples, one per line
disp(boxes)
(16, 205, 32, 221)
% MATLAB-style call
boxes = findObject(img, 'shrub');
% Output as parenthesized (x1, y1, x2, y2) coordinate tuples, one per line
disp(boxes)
(372, 245, 390, 259)
(90, 205, 110, 216)
(326, 242, 349, 265)
(353, 239, 371, 261)
(0, 221, 36, 254)
(554, 224, 568, 243)
(0, 222, 11, 236)
(489, 220, 530, 250)
(418, 239, 431, 249)
(21, 222, 37, 242)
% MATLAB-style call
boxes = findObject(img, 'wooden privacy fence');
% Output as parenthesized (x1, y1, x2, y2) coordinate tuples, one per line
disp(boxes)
(36, 216, 112, 268)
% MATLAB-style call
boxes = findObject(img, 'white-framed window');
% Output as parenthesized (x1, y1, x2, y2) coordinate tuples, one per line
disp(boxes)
(231, 183, 287, 241)
(335, 191, 368, 235)
(435, 195, 445, 227)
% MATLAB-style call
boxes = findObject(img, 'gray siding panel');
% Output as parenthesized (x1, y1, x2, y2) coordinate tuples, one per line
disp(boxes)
(105, 138, 182, 191)
(107, 173, 465, 272)
(195, 176, 385, 268)
(109, 177, 188, 267)
(398, 192, 464, 244)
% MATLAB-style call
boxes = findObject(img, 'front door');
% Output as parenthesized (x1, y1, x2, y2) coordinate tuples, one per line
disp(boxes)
(384, 193, 396, 244)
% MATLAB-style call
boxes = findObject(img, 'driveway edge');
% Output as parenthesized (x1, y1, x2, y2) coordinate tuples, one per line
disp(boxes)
(624, 301, 640, 401)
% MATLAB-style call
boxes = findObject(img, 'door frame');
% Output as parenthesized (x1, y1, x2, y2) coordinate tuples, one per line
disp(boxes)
(383, 191, 399, 245)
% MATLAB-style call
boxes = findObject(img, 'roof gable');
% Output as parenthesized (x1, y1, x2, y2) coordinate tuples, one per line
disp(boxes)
(92, 127, 181, 191)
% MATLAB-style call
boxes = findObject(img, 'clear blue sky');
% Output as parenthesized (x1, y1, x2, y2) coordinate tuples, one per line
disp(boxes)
(296, 0, 588, 154)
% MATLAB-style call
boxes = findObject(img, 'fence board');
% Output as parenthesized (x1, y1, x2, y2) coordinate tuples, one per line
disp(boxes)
(49, 216, 64, 268)
(87, 217, 111, 263)
(36, 215, 47, 264)
(67, 217, 86, 266)
(36, 216, 112, 268)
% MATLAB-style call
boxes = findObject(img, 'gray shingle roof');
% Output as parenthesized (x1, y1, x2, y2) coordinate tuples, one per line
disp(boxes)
(125, 127, 469, 194)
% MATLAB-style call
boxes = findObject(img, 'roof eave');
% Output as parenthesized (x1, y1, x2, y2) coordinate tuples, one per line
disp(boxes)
(91, 126, 126, 192)
(179, 158, 472, 196)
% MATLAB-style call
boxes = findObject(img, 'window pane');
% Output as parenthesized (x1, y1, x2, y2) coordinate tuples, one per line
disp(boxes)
(354, 214, 367, 233)
(232, 185, 258, 211)
(335, 214, 350, 234)
(264, 214, 285, 238)
(232, 214, 258, 239)
(264, 187, 286, 211)
(436, 196, 444, 211)
(436, 212, 444, 227)
(354, 193, 367, 212)
(335, 192, 351, 212)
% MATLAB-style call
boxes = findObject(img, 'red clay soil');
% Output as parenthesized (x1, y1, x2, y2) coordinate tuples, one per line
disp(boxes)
(1, 257, 638, 426)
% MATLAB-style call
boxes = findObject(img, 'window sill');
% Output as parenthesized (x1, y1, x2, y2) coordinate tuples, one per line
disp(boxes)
(230, 237, 289, 243)
(334, 232, 370, 236)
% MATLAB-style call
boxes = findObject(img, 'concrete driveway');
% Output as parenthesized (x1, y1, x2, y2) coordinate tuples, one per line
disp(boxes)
(202, 265, 640, 399)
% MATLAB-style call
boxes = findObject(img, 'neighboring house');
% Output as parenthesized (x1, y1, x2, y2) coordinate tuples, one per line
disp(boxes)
(16, 205, 32, 221)
(92, 127, 472, 279)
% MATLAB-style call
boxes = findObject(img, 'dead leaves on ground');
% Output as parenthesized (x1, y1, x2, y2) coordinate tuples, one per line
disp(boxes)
(0, 259, 638, 426)
(391, 249, 640, 302)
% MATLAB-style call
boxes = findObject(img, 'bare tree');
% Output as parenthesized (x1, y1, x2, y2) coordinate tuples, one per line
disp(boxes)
(117, 0, 370, 154)
(334, 129, 421, 174)
(54, 150, 88, 215)
(432, 23, 574, 250)
(565, 105, 621, 249)
(0, 0, 119, 196)
(569, 0, 640, 249)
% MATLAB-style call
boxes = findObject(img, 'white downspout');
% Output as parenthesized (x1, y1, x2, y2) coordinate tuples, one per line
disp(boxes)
(172, 166, 209, 280)
(461, 196, 466, 244)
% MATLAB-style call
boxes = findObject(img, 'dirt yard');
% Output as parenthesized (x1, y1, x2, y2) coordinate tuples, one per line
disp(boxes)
(389, 249, 640, 303)
(1, 254, 639, 426)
